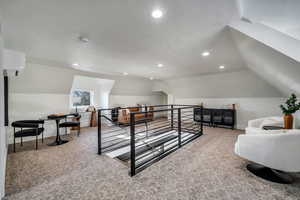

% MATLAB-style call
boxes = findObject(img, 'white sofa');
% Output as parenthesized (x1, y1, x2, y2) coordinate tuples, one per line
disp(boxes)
(235, 117, 300, 173)
(245, 116, 283, 134)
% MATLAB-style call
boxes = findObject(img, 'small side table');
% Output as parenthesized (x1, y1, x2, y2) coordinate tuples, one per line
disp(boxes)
(46, 114, 71, 146)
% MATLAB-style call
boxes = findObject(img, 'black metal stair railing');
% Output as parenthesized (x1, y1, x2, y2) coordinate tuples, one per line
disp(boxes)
(129, 105, 203, 176)
(97, 104, 203, 176)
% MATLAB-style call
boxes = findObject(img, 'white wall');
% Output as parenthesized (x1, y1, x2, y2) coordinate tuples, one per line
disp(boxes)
(230, 22, 300, 96)
(152, 80, 171, 94)
(10, 63, 155, 95)
(9, 93, 70, 143)
(0, 21, 7, 198)
(229, 20, 300, 128)
(295, 111, 300, 129)
(165, 70, 284, 98)
(8, 93, 165, 144)
(110, 92, 167, 119)
(109, 93, 165, 108)
(230, 21, 300, 128)
(71, 75, 115, 108)
(8, 62, 163, 144)
(8, 92, 168, 144)
(229, 20, 300, 63)
(163, 70, 286, 129)
(175, 97, 285, 129)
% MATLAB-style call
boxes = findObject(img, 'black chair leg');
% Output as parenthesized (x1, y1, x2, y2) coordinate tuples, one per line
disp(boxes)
(42, 132, 44, 143)
(77, 126, 80, 136)
(14, 136, 16, 153)
(65, 127, 67, 135)
(36, 135, 38, 150)
(21, 137, 23, 146)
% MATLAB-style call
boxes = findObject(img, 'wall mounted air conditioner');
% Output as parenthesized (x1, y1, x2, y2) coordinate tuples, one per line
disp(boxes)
(3, 48, 25, 76)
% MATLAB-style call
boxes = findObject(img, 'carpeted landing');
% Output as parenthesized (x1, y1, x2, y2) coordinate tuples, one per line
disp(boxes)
(5, 126, 300, 200)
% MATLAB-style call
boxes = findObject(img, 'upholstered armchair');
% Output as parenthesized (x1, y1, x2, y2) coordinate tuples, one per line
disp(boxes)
(235, 117, 300, 184)
(118, 107, 154, 124)
(118, 109, 131, 124)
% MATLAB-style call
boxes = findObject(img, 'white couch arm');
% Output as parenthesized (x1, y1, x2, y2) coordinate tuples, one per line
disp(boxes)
(248, 118, 264, 128)
(247, 116, 283, 129)
(235, 131, 300, 172)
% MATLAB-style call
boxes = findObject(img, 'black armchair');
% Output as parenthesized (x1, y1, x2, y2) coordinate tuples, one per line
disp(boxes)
(59, 114, 81, 136)
(11, 120, 45, 152)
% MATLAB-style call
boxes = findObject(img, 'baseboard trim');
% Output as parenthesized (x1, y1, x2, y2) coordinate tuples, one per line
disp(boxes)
(236, 124, 246, 130)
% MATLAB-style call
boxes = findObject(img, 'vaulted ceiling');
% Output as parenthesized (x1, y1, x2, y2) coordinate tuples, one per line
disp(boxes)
(0, 0, 243, 79)
(1, 0, 299, 98)
(241, 0, 300, 40)
(230, 0, 300, 96)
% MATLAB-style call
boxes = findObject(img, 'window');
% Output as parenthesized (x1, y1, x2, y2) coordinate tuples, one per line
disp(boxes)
(72, 90, 92, 107)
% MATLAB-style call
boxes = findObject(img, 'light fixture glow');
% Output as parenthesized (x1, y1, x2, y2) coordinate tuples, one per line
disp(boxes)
(72, 63, 80, 67)
(219, 65, 225, 69)
(157, 63, 164, 68)
(150, 77, 154, 80)
(152, 9, 163, 19)
(202, 51, 210, 57)
(123, 72, 128, 76)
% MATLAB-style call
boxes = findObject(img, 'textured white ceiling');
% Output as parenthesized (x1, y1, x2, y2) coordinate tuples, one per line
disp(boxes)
(241, 0, 300, 40)
(0, 0, 244, 79)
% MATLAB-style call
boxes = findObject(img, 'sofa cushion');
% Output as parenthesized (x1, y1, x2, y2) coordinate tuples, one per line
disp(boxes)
(259, 118, 283, 129)
(15, 128, 44, 137)
(129, 107, 140, 112)
(59, 121, 80, 128)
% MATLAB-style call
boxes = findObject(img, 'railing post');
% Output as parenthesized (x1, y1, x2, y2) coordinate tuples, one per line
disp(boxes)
(171, 105, 174, 130)
(144, 106, 149, 138)
(200, 106, 203, 134)
(178, 108, 182, 148)
(130, 113, 136, 176)
(145, 105, 148, 119)
(98, 109, 102, 155)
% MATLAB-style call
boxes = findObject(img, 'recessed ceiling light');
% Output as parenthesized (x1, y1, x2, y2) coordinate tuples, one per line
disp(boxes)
(150, 77, 154, 80)
(202, 51, 210, 57)
(157, 63, 164, 68)
(152, 9, 163, 19)
(72, 63, 79, 67)
(123, 72, 128, 76)
(219, 65, 225, 69)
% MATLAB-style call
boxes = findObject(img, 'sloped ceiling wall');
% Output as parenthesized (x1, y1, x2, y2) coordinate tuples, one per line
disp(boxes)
(10, 62, 154, 96)
(8, 1, 300, 100)
(0, 0, 241, 79)
(240, 0, 300, 40)
(230, 0, 300, 97)
(163, 69, 283, 98)
(229, 25, 300, 97)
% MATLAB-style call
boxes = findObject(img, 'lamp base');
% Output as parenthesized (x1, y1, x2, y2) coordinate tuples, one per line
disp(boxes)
(247, 163, 293, 184)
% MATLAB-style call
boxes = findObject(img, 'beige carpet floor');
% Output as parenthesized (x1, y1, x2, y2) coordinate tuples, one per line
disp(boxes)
(4, 126, 300, 200)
